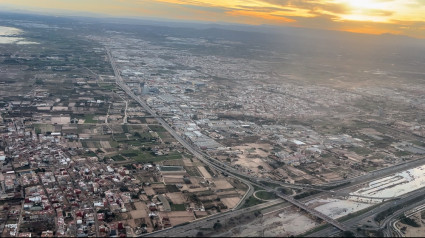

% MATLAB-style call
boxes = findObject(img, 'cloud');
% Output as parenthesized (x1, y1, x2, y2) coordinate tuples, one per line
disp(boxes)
(1, 0, 425, 38)
(226, 10, 296, 24)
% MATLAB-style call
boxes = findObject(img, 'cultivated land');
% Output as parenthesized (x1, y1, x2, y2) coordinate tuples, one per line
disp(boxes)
(1, 12, 425, 237)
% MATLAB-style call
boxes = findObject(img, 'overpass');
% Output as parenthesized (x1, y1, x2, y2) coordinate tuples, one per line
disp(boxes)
(271, 182, 399, 201)
(106, 47, 351, 234)
(275, 191, 349, 231)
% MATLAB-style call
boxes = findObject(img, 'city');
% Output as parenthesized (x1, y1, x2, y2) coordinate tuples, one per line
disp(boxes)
(1, 2, 425, 237)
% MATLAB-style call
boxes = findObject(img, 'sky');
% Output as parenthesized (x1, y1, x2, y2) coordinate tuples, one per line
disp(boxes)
(1, 0, 425, 38)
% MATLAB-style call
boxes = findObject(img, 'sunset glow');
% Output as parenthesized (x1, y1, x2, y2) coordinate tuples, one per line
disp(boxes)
(1, 0, 425, 38)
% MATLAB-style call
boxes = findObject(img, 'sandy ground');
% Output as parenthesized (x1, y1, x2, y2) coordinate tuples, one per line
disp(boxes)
(305, 165, 425, 219)
(232, 143, 273, 173)
(130, 207, 149, 219)
(218, 207, 319, 237)
(143, 187, 156, 196)
(213, 179, 234, 190)
(159, 211, 196, 226)
(166, 193, 187, 204)
(221, 197, 240, 209)
(198, 166, 212, 179)
(183, 158, 194, 166)
(100, 141, 111, 149)
(397, 213, 425, 237)
(66, 141, 82, 148)
(234, 157, 271, 173)
(232, 143, 272, 157)
(306, 198, 372, 219)
(321, 172, 343, 181)
(163, 175, 184, 184)
(352, 165, 425, 200)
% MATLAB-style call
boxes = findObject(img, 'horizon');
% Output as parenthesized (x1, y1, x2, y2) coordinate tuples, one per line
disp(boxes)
(0, 0, 425, 38)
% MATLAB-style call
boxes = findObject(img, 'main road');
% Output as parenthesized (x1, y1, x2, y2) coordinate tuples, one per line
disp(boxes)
(144, 199, 284, 237)
(106, 48, 257, 207)
(308, 185, 425, 237)
(105, 48, 352, 234)
(106, 47, 425, 236)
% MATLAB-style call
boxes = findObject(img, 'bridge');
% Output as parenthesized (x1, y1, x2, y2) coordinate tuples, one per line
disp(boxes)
(106, 47, 352, 234)
(272, 182, 399, 201)
(275, 191, 349, 231)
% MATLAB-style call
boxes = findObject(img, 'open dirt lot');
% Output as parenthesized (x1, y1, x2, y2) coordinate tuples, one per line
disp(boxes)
(166, 193, 187, 204)
(159, 211, 196, 226)
(232, 143, 274, 174)
(218, 206, 319, 237)
(197, 166, 212, 179)
(221, 197, 240, 208)
(129, 202, 149, 219)
(395, 212, 425, 237)
(213, 179, 234, 190)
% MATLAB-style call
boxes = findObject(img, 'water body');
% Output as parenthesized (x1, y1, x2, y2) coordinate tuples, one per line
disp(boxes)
(0, 26, 38, 44)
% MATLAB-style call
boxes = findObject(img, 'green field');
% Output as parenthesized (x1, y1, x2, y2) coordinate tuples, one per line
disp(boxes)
(159, 166, 184, 172)
(149, 125, 167, 132)
(99, 83, 116, 90)
(242, 196, 264, 208)
(170, 204, 186, 211)
(135, 152, 182, 163)
(349, 146, 372, 155)
(84, 114, 96, 124)
(34, 124, 55, 134)
(185, 166, 201, 177)
(255, 191, 278, 200)
(111, 155, 126, 161)
(115, 150, 182, 163)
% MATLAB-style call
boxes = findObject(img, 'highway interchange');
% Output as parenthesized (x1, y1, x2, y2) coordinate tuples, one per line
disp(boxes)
(106, 47, 425, 237)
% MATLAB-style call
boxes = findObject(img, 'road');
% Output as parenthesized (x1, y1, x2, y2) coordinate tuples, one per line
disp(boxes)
(384, 205, 425, 238)
(342, 157, 425, 186)
(106, 47, 420, 235)
(380, 197, 425, 237)
(106, 48, 257, 206)
(272, 182, 397, 201)
(143, 199, 284, 237)
(106, 47, 349, 233)
(275, 191, 349, 231)
(308, 185, 425, 237)
(123, 100, 128, 124)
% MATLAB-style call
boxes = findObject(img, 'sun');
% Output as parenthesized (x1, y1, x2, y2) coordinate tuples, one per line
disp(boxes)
(344, 0, 378, 9)
(335, 0, 393, 22)
(339, 0, 393, 11)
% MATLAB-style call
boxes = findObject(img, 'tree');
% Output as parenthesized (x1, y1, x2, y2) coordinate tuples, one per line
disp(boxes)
(342, 231, 355, 237)
(196, 231, 204, 237)
(213, 222, 222, 231)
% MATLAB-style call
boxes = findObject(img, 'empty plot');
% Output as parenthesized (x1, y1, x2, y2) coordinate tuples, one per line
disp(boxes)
(100, 141, 111, 148)
(159, 211, 195, 226)
(221, 197, 240, 209)
(213, 179, 234, 190)
(197, 166, 212, 179)
(166, 193, 187, 204)
(130, 202, 149, 219)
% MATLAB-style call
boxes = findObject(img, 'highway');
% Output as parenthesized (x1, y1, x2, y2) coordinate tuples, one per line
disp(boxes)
(308, 185, 425, 237)
(380, 197, 425, 237)
(144, 199, 284, 237)
(275, 191, 349, 231)
(105, 46, 425, 237)
(105, 48, 350, 234)
(107, 47, 425, 236)
(106, 48, 257, 208)
(340, 157, 425, 186)
(271, 182, 398, 201)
